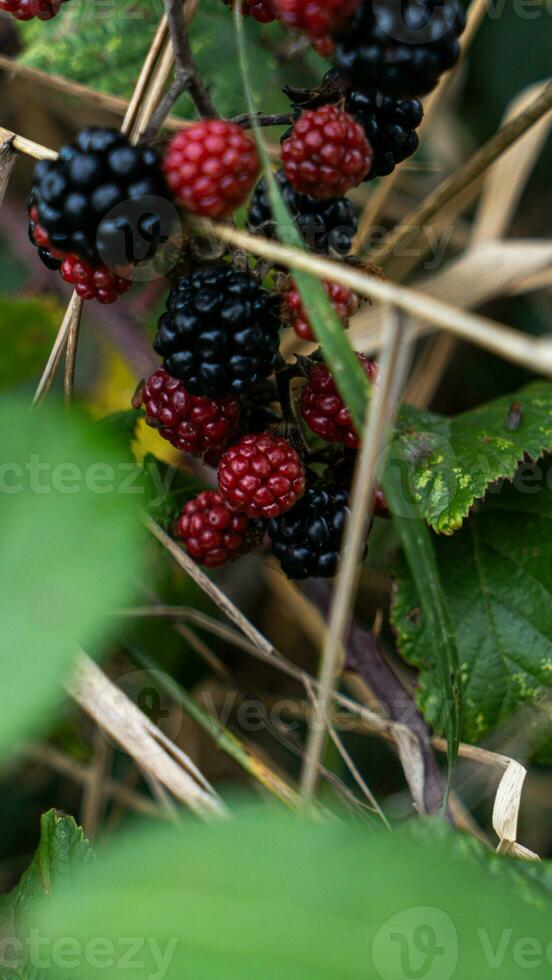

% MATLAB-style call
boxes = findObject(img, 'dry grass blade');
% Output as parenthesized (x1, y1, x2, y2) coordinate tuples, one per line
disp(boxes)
(369, 80, 552, 267)
(0, 137, 18, 210)
(353, 0, 489, 250)
(493, 761, 539, 861)
(195, 219, 552, 374)
(349, 240, 552, 363)
(69, 652, 226, 818)
(300, 307, 411, 803)
(472, 79, 552, 244)
(63, 298, 84, 405)
(32, 293, 83, 407)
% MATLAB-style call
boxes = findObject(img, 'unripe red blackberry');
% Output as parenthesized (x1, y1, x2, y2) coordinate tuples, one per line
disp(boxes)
(281, 104, 372, 199)
(175, 490, 257, 568)
(221, 0, 277, 22)
(0, 0, 67, 19)
(273, 0, 358, 38)
(286, 70, 424, 180)
(283, 278, 359, 341)
(300, 354, 377, 447)
(139, 368, 239, 461)
(218, 433, 305, 519)
(163, 121, 260, 218)
(334, 0, 465, 97)
(60, 256, 131, 304)
(248, 169, 357, 257)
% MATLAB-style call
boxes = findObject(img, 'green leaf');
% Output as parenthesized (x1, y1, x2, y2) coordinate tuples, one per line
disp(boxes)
(393, 380, 552, 534)
(392, 462, 552, 752)
(30, 807, 552, 979)
(0, 397, 142, 756)
(0, 297, 63, 392)
(0, 810, 91, 979)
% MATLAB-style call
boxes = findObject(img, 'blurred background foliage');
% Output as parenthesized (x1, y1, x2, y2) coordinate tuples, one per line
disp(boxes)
(0, 0, 551, 898)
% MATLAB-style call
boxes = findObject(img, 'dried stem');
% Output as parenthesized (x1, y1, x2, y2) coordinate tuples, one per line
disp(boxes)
(143, 0, 218, 139)
(370, 81, 552, 266)
(63, 298, 84, 405)
(300, 307, 411, 803)
(192, 219, 552, 375)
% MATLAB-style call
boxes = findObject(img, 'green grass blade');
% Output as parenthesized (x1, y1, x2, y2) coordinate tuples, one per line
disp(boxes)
(382, 461, 463, 807)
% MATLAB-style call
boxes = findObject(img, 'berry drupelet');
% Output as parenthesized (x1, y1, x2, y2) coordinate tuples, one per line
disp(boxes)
(28, 193, 64, 270)
(0, 0, 67, 19)
(248, 169, 357, 256)
(333, 0, 466, 97)
(60, 256, 131, 304)
(30, 127, 170, 269)
(301, 354, 377, 447)
(153, 263, 281, 399)
(139, 368, 239, 460)
(175, 491, 257, 568)
(218, 433, 305, 519)
(268, 484, 350, 579)
(283, 278, 359, 341)
(162, 121, 260, 218)
(281, 104, 373, 199)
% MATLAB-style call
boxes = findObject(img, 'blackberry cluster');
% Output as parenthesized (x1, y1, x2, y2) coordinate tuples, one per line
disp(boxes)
(268, 485, 350, 579)
(286, 72, 423, 180)
(247, 169, 357, 257)
(31, 127, 169, 268)
(153, 263, 281, 398)
(334, 0, 466, 97)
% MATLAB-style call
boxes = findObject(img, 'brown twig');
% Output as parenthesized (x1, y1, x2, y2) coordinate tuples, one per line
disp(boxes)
(143, 0, 218, 140)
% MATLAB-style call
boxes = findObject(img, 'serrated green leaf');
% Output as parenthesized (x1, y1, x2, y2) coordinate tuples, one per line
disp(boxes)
(0, 397, 142, 756)
(393, 380, 552, 534)
(0, 810, 91, 979)
(29, 806, 552, 979)
(391, 463, 552, 752)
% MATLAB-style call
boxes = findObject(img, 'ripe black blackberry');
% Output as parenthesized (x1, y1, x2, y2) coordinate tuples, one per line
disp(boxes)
(268, 485, 351, 579)
(334, 0, 466, 97)
(153, 263, 281, 398)
(247, 169, 357, 257)
(285, 73, 423, 180)
(30, 127, 170, 268)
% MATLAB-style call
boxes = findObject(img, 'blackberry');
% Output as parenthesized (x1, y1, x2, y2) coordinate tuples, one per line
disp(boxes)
(286, 72, 423, 180)
(247, 169, 357, 257)
(153, 263, 281, 398)
(268, 484, 351, 579)
(31, 127, 170, 269)
(334, 0, 466, 97)
(346, 89, 423, 179)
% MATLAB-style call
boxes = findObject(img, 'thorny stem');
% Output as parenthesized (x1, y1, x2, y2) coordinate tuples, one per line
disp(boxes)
(143, 0, 219, 140)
